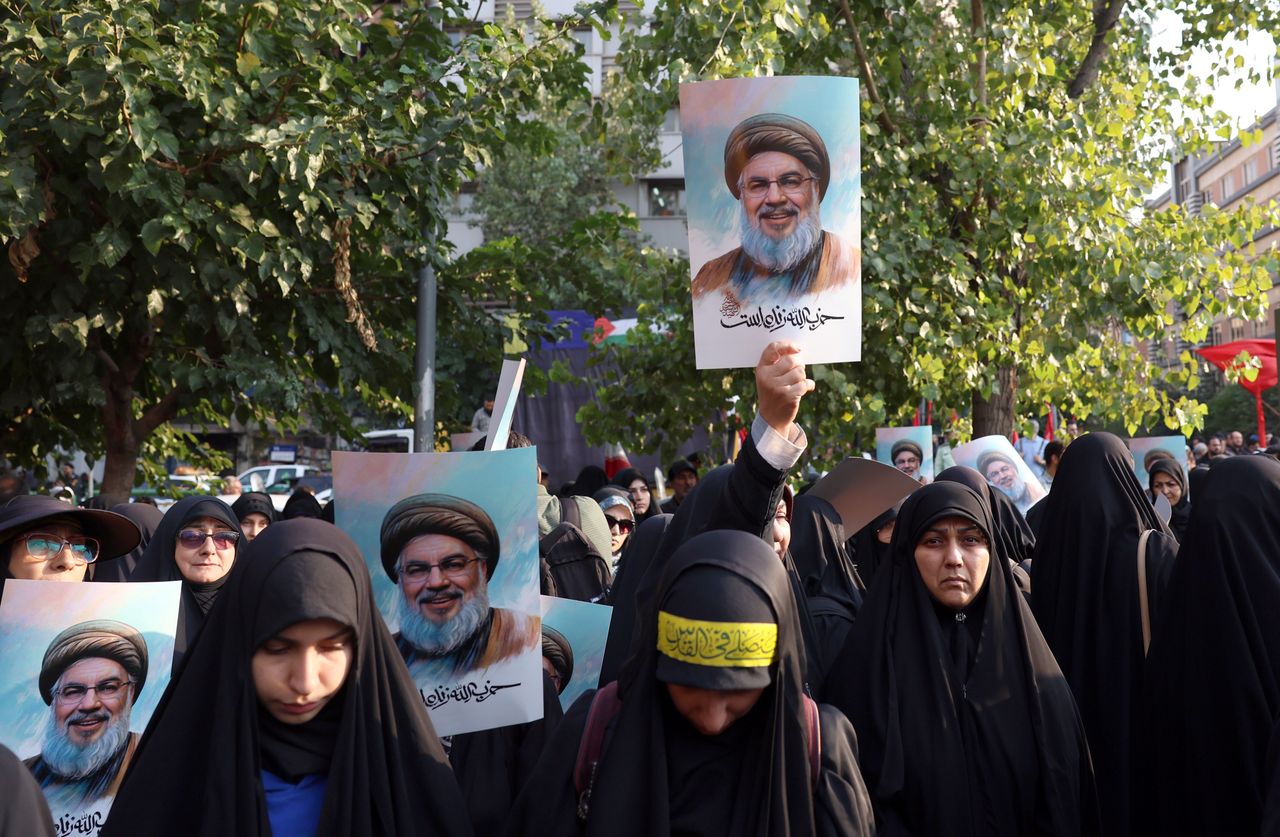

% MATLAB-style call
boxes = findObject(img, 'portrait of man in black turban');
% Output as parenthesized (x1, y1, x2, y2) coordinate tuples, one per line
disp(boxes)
(691, 113, 858, 306)
(23, 619, 147, 812)
(380, 493, 540, 682)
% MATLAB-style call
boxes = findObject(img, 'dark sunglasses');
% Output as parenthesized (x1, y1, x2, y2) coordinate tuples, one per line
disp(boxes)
(608, 518, 635, 533)
(176, 529, 240, 549)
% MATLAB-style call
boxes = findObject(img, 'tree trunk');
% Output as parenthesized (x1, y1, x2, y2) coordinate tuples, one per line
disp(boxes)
(972, 365, 1018, 438)
(101, 429, 141, 498)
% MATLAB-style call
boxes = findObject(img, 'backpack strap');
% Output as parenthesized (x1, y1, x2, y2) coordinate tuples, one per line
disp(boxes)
(803, 694, 821, 785)
(1137, 528, 1153, 655)
(574, 681, 622, 822)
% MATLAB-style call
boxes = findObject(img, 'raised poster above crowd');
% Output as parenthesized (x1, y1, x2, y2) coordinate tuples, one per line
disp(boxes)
(680, 76, 861, 369)
(953, 435, 1048, 516)
(1127, 436, 1186, 490)
(0, 580, 181, 837)
(875, 426, 933, 484)
(332, 448, 542, 737)
(540, 595, 612, 712)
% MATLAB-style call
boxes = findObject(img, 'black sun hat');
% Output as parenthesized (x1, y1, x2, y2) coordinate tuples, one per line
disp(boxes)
(0, 495, 142, 561)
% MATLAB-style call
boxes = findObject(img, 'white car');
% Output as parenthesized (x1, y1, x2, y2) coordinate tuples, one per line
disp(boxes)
(237, 464, 315, 493)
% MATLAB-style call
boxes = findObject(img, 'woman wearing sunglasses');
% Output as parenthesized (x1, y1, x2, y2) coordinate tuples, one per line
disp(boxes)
(130, 496, 243, 670)
(593, 488, 636, 573)
(0, 495, 141, 596)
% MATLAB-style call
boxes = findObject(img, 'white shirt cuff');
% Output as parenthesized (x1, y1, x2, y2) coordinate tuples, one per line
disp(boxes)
(752, 413, 807, 470)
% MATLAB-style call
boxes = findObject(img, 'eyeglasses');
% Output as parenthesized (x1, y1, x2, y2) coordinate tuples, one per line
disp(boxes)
(52, 678, 133, 706)
(741, 174, 816, 199)
(176, 529, 240, 549)
(607, 518, 635, 534)
(21, 533, 100, 564)
(399, 557, 483, 582)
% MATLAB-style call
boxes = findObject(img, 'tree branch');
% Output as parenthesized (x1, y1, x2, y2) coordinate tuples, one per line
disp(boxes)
(1067, 0, 1127, 99)
(971, 0, 987, 109)
(839, 0, 899, 136)
(135, 388, 182, 437)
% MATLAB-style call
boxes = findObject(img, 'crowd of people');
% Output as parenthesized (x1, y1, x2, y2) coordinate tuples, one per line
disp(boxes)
(2, 342, 1280, 836)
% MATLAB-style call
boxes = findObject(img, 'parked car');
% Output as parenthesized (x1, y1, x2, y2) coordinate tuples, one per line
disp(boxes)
(265, 474, 333, 512)
(238, 464, 316, 493)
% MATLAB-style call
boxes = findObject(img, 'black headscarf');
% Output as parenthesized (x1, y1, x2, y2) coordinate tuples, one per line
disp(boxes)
(786, 494, 863, 693)
(1146, 458, 1190, 543)
(83, 493, 127, 510)
(91, 502, 166, 583)
(102, 520, 471, 837)
(509, 530, 875, 837)
(937, 465, 1034, 596)
(1134, 455, 1280, 835)
(846, 502, 899, 589)
(600, 513, 672, 685)
(611, 468, 659, 521)
(129, 496, 243, 667)
(282, 490, 323, 520)
(1029, 432, 1175, 836)
(824, 482, 1100, 835)
(231, 492, 278, 525)
(571, 466, 609, 499)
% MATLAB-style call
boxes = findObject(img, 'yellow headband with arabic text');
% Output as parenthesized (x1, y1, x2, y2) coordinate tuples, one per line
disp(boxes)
(656, 611, 777, 668)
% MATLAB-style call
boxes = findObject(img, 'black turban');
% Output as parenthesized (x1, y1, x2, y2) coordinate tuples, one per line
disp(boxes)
(379, 493, 500, 581)
(540, 625, 574, 694)
(39, 619, 147, 705)
(723, 113, 831, 201)
(891, 439, 924, 463)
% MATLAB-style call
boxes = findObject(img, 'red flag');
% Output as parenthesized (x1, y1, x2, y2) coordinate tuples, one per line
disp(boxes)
(603, 443, 631, 479)
(1044, 405, 1055, 442)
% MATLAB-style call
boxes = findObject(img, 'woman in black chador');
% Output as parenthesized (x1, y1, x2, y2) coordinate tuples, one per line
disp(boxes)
(506, 529, 874, 837)
(102, 519, 473, 837)
(1135, 455, 1280, 835)
(824, 481, 1100, 835)
(1029, 432, 1175, 835)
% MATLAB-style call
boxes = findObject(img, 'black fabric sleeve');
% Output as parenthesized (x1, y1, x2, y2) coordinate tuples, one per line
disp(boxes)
(0, 745, 54, 837)
(711, 432, 789, 541)
(814, 704, 875, 837)
(503, 689, 593, 837)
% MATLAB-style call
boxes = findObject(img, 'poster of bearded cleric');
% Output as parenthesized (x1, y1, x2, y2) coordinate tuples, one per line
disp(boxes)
(1128, 436, 1187, 491)
(953, 435, 1048, 516)
(680, 76, 861, 369)
(0, 579, 181, 836)
(332, 448, 542, 737)
(875, 426, 934, 484)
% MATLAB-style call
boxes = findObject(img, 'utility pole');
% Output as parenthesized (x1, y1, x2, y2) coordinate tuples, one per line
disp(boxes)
(414, 261, 437, 452)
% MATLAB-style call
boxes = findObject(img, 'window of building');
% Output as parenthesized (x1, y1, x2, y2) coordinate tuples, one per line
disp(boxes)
(660, 109, 680, 133)
(646, 180, 686, 217)
(1221, 171, 1236, 199)
(572, 28, 593, 54)
(1175, 160, 1192, 203)
(1231, 318, 1245, 341)
(1244, 157, 1259, 184)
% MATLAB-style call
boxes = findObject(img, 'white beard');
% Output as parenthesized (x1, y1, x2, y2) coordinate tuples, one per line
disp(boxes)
(397, 582, 489, 657)
(738, 197, 823, 273)
(40, 702, 132, 780)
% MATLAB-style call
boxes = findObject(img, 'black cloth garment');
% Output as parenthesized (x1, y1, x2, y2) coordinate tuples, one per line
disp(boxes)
(599, 513, 672, 684)
(448, 673, 563, 835)
(571, 466, 609, 499)
(621, 433, 789, 687)
(506, 530, 875, 837)
(611, 468, 660, 522)
(231, 492, 278, 525)
(0, 744, 54, 837)
(82, 493, 127, 510)
(1028, 432, 1175, 837)
(92, 502, 165, 583)
(282, 490, 323, 520)
(102, 519, 472, 837)
(787, 494, 863, 693)
(1146, 458, 1190, 543)
(937, 466, 1034, 597)
(824, 482, 1100, 836)
(128, 496, 242, 670)
(847, 502, 899, 589)
(1134, 455, 1280, 835)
